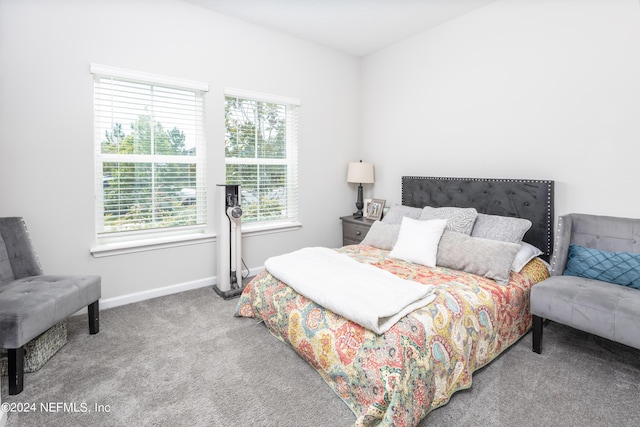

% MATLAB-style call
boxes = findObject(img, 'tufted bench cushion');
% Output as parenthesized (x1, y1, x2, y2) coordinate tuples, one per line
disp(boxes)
(531, 275, 640, 349)
(0, 275, 101, 349)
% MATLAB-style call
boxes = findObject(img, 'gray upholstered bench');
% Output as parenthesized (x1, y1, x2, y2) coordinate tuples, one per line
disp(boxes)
(531, 213, 640, 353)
(0, 217, 101, 394)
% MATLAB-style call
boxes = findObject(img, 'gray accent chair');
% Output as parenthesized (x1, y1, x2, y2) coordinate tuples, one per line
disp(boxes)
(0, 217, 101, 394)
(531, 213, 640, 353)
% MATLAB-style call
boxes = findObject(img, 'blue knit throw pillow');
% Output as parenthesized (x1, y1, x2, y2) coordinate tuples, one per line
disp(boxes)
(564, 244, 640, 290)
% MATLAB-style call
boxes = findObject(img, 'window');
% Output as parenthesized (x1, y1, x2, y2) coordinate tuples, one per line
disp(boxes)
(91, 64, 208, 245)
(224, 88, 299, 229)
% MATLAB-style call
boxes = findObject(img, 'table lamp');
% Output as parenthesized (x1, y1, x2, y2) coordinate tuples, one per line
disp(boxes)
(347, 160, 375, 218)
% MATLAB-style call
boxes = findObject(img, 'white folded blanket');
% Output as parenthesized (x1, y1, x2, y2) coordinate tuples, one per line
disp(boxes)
(264, 247, 436, 334)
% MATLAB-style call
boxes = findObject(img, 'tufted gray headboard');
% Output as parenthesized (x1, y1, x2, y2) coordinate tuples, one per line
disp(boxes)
(402, 177, 555, 261)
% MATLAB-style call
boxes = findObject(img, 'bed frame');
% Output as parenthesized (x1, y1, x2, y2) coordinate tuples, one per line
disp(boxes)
(402, 177, 555, 261)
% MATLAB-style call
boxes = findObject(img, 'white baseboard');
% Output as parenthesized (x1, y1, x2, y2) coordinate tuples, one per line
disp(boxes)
(99, 276, 215, 311)
(73, 266, 264, 315)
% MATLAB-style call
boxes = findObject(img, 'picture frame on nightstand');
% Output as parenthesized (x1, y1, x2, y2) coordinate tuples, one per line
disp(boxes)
(363, 199, 372, 218)
(367, 199, 385, 221)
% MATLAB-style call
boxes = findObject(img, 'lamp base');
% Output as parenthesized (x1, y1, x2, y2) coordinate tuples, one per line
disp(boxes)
(353, 183, 364, 218)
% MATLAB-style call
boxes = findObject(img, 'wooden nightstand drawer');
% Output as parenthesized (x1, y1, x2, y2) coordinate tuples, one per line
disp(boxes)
(340, 215, 374, 246)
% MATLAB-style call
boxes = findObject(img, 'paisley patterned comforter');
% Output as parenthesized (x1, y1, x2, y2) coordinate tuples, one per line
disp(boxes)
(235, 245, 549, 427)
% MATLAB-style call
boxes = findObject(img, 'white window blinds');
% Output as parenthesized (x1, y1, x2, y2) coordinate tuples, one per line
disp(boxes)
(92, 64, 208, 239)
(224, 88, 299, 227)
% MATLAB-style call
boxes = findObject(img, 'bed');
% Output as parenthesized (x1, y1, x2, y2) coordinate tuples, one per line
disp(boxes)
(235, 176, 554, 426)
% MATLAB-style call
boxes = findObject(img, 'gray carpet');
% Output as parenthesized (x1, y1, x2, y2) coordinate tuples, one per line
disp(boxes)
(2, 287, 639, 427)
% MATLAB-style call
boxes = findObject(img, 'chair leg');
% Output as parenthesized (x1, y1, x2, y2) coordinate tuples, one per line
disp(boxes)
(8, 347, 25, 395)
(88, 300, 100, 334)
(532, 315, 543, 354)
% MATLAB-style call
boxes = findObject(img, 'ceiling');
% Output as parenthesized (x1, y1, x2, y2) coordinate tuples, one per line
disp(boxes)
(183, 0, 498, 57)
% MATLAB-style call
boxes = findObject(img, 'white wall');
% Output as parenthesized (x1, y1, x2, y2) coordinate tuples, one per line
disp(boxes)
(361, 0, 640, 219)
(3, 0, 638, 303)
(0, 0, 361, 300)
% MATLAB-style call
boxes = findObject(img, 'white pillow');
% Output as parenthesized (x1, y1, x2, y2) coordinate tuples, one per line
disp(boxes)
(511, 242, 543, 272)
(389, 218, 447, 267)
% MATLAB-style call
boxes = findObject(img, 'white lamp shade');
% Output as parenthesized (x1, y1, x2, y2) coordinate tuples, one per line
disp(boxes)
(347, 162, 375, 184)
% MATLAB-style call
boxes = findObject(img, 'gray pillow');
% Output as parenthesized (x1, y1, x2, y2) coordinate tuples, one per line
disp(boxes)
(419, 206, 478, 235)
(471, 213, 532, 243)
(436, 231, 520, 285)
(360, 222, 400, 250)
(381, 205, 423, 225)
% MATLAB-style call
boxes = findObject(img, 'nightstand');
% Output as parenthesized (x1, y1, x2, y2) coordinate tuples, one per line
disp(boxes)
(340, 215, 375, 246)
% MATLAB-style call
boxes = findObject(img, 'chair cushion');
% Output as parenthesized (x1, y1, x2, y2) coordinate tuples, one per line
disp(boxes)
(0, 275, 101, 349)
(531, 275, 640, 350)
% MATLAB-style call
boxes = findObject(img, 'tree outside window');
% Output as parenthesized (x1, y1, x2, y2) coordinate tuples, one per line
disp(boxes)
(224, 93, 298, 225)
(92, 66, 207, 239)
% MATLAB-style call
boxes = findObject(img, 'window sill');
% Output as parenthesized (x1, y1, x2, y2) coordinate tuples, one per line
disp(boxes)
(90, 222, 301, 257)
(241, 221, 302, 237)
(91, 232, 216, 258)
